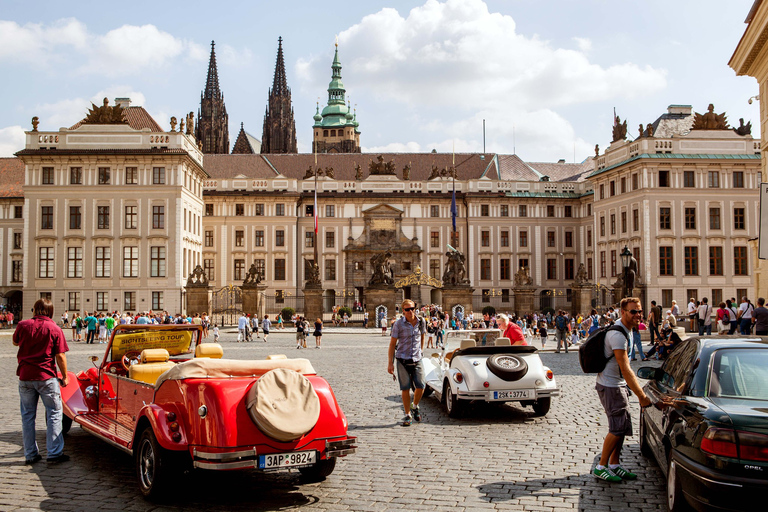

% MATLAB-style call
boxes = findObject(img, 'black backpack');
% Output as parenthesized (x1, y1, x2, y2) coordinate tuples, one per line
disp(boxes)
(578, 325, 628, 373)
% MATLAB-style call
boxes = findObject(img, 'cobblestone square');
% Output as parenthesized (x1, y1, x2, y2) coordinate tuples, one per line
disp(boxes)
(0, 329, 665, 511)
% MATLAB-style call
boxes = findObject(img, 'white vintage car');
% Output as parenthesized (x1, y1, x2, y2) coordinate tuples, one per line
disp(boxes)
(422, 329, 559, 417)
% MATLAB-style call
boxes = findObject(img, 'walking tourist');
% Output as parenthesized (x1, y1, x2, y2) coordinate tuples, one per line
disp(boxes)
(594, 297, 653, 483)
(387, 300, 426, 427)
(84, 311, 97, 344)
(14, 298, 70, 464)
(213, 324, 219, 342)
(752, 298, 768, 335)
(738, 296, 754, 335)
(313, 318, 323, 348)
(687, 298, 698, 332)
(237, 312, 247, 342)
(697, 298, 712, 336)
(648, 301, 662, 345)
(554, 310, 569, 353)
(262, 314, 271, 342)
(539, 319, 548, 348)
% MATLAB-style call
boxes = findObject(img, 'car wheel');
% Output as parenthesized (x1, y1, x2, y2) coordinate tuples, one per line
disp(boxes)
(62, 415, 72, 434)
(136, 428, 173, 499)
(639, 411, 653, 459)
(299, 457, 336, 482)
(667, 458, 692, 512)
(531, 397, 551, 416)
(486, 354, 528, 381)
(443, 381, 462, 418)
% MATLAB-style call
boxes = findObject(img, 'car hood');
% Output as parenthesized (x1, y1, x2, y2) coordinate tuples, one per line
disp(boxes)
(709, 397, 768, 432)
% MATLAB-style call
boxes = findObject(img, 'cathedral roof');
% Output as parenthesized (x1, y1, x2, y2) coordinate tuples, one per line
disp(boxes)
(232, 123, 262, 154)
(271, 37, 289, 96)
(69, 105, 163, 132)
(0, 157, 24, 198)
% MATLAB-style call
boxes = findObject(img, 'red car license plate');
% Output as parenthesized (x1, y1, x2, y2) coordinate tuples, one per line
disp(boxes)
(258, 450, 316, 469)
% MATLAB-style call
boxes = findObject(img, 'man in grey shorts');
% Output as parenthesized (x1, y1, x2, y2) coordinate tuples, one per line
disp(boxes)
(387, 299, 425, 427)
(594, 297, 653, 482)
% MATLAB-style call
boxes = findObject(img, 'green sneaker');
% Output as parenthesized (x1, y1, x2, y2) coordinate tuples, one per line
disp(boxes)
(410, 402, 422, 422)
(401, 414, 412, 427)
(593, 467, 622, 483)
(612, 466, 637, 480)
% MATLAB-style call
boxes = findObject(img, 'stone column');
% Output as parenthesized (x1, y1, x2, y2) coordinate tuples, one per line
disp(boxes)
(513, 287, 536, 316)
(242, 283, 266, 319)
(570, 284, 594, 316)
(365, 285, 397, 326)
(303, 285, 324, 324)
(441, 285, 474, 316)
(185, 285, 210, 316)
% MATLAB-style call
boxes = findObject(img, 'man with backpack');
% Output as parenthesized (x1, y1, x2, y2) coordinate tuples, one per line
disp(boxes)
(592, 297, 653, 483)
(554, 310, 569, 353)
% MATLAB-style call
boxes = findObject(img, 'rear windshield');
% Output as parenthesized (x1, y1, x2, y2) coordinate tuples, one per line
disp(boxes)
(708, 348, 768, 400)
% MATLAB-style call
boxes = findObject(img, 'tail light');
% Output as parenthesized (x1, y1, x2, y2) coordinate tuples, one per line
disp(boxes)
(701, 428, 768, 461)
(546, 370, 554, 381)
(453, 372, 463, 383)
(738, 431, 768, 462)
(701, 428, 738, 458)
(166, 411, 176, 422)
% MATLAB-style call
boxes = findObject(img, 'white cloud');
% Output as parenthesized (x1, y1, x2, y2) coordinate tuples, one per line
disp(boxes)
(363, 141, 423, 153)
(297, 0, 666, 161)
(217, 44, 254, 68)
(0, 126, 26, 157)
(0, 18, 205, 76)
(573, 37, 592, 52)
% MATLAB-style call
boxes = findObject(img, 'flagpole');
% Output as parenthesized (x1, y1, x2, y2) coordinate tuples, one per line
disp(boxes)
(314, 142, 319, 270)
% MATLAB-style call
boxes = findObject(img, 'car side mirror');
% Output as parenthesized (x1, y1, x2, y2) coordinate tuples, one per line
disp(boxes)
(637, 366, 661, 381)
(89, 356, 99, 367)
(432, 353, 440, 358)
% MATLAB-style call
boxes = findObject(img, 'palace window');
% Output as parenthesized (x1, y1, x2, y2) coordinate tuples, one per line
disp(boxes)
(500, 230, 509, 247)
(565, 258, 574, 280)
(70, 167, 82, 185)
(547, 231, 555, 247)
(684, 171, 695, 187)
(709, 246, 723, 276)
(609, 181, 615, 196)
(685, 207, 696, 229)
(430, 259, 440, 279)
(709, 208, 721, 230)
(276, 204, 285, 216)
(430, 205, 439, 217)
(254, 230, 264, 247)
(565, 231, 573, 248)
(325, 205, 335, 217)
(659, 170, 670, 187)
(39, 248, 54, 278)
(326, 231, 335, 248)
(547, 205, 555, 217)
(96, 292, 107, 311)
(98, 167, 110, 185)
(733, 171, 744, 188)
(235, 204, 244, 216)
(95, 247, 110, 278)
(67, 247, 82, 278)
(734, 247, 748, 275)
(500, 205, 509, 217)
(708, 171, 720, 188)
(234, 259, 245, 281)
(124, 292, 136, 312)
(481, 230, 490, 247)
(152, 292, 164, 311)
(325, 259, 336, 280)
(69, 206, 81, 230)
(546, 259, 557, 280)
(152, 206, 164, 229)
(68, 292, 80, 311)
(123, 247, 138, 277)
(205, 230, 213, 247)
(42, 167, 54, 185)
(500, 259, 510, 280)
(125, 167, 138, 184)
(274, 259, 286, 280)
(97, 206, 109, 229)
(204, 259, 215, 281)
(610, 214, 616, 235)
(610, 250, 617, 277)
(125, 206, 137, 229)
(205, 204, 213, 216)
(659, 247, 673, 276)
(275, 230, 285, 246)
(13, 232, 22, 249)
(633, 209, 639, 231)
(480, 259, 491, 280)
(255, 204, 265, 216)
(684, 246, 698, 276)
(305, 231, 314, 248)
(519, 230, 528, 248)
(481, 205, 489, 217)
(660, 207, 671, 229)
(235, 230, 244, 247)
(565, 205, 572, 218)
(734, 208, 745, 230)
(150, 247, 166, 277)
(621, 211, 627, 233)
(41, 206, 53, 229)
(153, 167, 165, 185)
(518, 205, 527, 217)
(431, 231, 439, 248)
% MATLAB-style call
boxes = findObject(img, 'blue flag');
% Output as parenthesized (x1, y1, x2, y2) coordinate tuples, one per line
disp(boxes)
(450, 186, 457, 232)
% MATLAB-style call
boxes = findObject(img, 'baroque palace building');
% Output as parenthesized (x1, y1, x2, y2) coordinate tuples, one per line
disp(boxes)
(0, 99, 759, 319)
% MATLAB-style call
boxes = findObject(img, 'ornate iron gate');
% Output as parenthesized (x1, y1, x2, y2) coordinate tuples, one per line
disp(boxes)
(211, 284, 242, 327)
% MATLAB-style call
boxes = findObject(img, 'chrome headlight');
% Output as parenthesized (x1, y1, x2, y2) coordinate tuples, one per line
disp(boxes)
(198, 405, 208, 418)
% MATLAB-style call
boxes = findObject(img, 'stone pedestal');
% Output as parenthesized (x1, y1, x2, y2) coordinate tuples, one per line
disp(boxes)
(185, 285, 211, 316)
(242, 284, 266, 319)
(303, 286, 324, 323)
(513, 287, 536, 316)
(571, 284, 594, 316)
(365, 285, 397, 326)
(441, 286, 474, 317)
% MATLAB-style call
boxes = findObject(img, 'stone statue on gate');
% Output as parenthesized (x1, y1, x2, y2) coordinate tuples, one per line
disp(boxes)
(574, 263, 589, 285)
(186, 264, 209, 287)
(242, 262, 263, 286)
(514, 266, 533, 287)
(442, 249, 468, 285)
(369, 251, 394, 286)
(624, 254, 638, 293)
(304, 258, 321, 286)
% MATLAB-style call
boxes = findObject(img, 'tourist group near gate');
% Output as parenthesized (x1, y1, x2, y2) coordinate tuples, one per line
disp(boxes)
(3, 2, 768, 511)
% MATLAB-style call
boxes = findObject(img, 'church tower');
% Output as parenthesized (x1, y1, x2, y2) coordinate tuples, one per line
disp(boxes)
(196, 41, 230, 154)
(261, 37, 297, 154)
(312, 42, 361, 154)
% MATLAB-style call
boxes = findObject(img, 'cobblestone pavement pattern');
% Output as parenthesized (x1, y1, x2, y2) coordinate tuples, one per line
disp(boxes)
(0, 328, 666, 511)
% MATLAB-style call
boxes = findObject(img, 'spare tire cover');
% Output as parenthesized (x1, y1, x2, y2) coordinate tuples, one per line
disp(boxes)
(246, 368, 321, 442)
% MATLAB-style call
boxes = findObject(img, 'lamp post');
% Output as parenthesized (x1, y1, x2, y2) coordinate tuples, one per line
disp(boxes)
(620, 245, 632, 299)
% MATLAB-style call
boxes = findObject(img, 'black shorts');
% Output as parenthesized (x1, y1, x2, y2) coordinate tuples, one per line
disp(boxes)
(595, 383, 632, 437)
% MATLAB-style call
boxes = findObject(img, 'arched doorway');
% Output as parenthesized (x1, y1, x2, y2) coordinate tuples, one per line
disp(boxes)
(539, 290, 552, 311)
(430, 288, 442, 305)
(5, 290, 23, 320)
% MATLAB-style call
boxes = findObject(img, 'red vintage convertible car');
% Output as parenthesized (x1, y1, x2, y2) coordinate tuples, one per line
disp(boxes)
(59, 324, 356, 498)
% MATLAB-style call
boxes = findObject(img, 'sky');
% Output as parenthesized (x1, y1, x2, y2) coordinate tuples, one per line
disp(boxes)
(0, 0, 760, 163)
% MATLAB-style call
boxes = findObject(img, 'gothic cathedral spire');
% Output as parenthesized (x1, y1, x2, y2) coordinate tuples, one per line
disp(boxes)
(261, 37, 297, 154)
(196, 41, 230, 154)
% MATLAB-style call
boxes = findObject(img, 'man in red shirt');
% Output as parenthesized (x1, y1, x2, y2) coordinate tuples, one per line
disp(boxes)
(13, 298, 70, 464)
(496, 313, 527, 345)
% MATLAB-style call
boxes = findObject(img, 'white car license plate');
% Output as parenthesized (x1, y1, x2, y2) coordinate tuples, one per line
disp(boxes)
(258, 450, 316, 469)
(493, 390, 532, 400)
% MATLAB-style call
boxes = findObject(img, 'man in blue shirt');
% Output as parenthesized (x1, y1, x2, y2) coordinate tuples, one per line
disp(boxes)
(387, 300, 425, 426)
(237, 313, 248, 342)
(83, 312, 98, 344)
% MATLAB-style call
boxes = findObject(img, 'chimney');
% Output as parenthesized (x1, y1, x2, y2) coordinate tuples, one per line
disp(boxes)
(558, 159, 566, 163)
(115, 97, 131, 108)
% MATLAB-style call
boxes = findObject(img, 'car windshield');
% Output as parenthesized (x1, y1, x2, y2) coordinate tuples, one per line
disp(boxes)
(708, 348, 768, 400)
(108, 327, 199, 362)
(443, 329, 502, 352)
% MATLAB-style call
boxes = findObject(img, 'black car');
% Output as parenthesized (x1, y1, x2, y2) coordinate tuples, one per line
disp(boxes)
(636, 336, 768, 512)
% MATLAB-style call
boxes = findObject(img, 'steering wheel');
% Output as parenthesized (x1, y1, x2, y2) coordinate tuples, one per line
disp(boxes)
(121, 350, 143, 372)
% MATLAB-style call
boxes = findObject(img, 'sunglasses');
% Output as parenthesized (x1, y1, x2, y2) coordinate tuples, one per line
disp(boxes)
(625, 309, 643, 315)
(404, 307, 415, 312)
